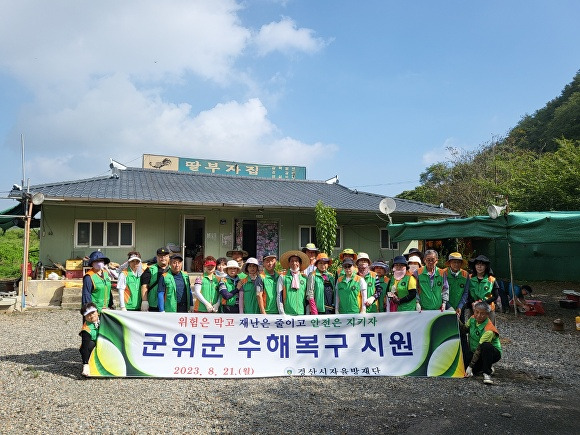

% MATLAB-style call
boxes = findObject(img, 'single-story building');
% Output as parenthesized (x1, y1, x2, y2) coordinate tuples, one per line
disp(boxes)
(9, 165, 458, 270)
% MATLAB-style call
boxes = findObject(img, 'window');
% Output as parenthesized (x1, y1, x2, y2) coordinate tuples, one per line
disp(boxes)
(299, 226, 342, 250)
(380, 229, 398, 250)
(75, 220, 134, 248)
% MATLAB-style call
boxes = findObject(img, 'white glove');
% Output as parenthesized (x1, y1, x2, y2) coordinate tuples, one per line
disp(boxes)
(416, 302, 422, 312)
(212, 302, 220, 312)
(140, 301, 149, 311)
(204, 303, 214, 312)
(189, 306, 195, 313)
(465, 366, 473, 377)
(82, 364, 90, 377)
(365, 296, 376, 307)
(121, 306, 127, 311)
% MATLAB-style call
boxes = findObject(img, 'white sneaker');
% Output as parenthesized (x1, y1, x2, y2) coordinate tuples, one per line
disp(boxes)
(483, 373, 493, 385)
(81, 364, 90, 377)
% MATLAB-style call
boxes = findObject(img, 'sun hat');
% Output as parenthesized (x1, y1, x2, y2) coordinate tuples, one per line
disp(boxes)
(243, 257, 260, 274)
(302, 243, 320, 253)
(127, 255, 142, 263)
(224, 260, 241, 271)
(314, 253, 333, 265)
(280, 250, 310, 270)
(370, 261, 389, 272)
(356, 252, 371, 265)
(226, 246, 249, 258)
(407, 255, 422, 265)
(445, 252, 467, 267)
(403, 248, 423, 261)
(87, 251, 110, 266)
(392, 255, 408, 267)
(339, 248, 357, 262)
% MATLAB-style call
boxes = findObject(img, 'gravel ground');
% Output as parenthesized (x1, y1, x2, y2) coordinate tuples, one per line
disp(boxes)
(1, 281, 578, 434)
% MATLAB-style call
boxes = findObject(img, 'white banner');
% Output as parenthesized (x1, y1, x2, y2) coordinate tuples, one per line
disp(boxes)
(89, 311, 465, 378)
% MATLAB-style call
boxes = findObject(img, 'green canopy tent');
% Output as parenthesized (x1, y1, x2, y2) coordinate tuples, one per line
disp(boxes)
(0, 202, 41, 234)
(388, 211, 580, 281)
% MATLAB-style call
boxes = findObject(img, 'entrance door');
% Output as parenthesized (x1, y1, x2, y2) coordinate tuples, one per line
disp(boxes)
(235, 219, 279, 261)
(184, 217, 204, 272)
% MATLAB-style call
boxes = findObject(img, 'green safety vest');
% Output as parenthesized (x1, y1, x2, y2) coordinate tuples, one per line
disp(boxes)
(162, 271, 191, 313)
(469, 274, 496, 302)
(311, 270, 335, 314)
(376, 276, 389, 312)
(336, 275, 363, 314)
(281, 272, 307, 316)
(122, 269, 141, 310)
(467, 317, 502, 354)
(87, 270, 111, 312)
(446, 269, 468, 309)
(239, 276, 260, 314)
(220, 276, 238, 307)
(261, 270, 279, 314)
(417, 267, 444, 310)
(387, 274, 416, 312)
(146, 264, 165, 308)
(361, 271, 379, 313)
(195, 273, 219, 312)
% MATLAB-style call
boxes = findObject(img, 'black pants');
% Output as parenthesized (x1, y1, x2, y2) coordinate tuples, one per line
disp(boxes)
(463, 342, 501, 375)
(79, 331, 96, 364)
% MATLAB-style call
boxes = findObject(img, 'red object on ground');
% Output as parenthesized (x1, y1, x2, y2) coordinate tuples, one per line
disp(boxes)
(525, 300, 545, 316)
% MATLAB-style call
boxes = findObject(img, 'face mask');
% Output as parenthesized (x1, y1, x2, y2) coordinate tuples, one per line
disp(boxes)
(93, 261, 105, 271)
(394, 269, 406, 280)
(358, 263, 369, 275)
(408, 264, 419, 273)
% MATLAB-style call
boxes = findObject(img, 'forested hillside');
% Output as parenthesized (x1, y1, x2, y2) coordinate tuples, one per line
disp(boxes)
(397, 71, 580, 216)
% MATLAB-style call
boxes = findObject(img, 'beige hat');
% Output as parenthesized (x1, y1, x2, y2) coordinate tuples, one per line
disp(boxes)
(407, 255, 422, 265)
(356, 252, 371, 264)
(280, 250, 310, 270)
(224, 260, 241, 271)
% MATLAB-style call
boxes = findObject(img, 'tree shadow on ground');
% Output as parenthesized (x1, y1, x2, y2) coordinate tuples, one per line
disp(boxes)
(0, 347, 81, 379)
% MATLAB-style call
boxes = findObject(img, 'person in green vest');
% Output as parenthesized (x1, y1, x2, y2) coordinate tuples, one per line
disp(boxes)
(192, 256, 220, 313)
(356, 252, 382, 313)
(157, 253, 192, 313)
(335, 258, 367, 314)
(306, 253, 335, 315)
(334, 248, 357, 281)
(140, 247, 170, 311)
(238, 257, 265, 314)
(460, 301, 502, 385)
(260, 252, 280, 314)
(466, 255, 499, 324)
(79, 302, 100, 377)
(277, 250, 310, 315)
(226, 246, 249, 279)
(443, 252, 470, 318)
(117, 254, 143, 311)
(414, 249, 449, 312)
(218, 260, 241, 313)
(369, 261, 390, 312)
(81, 251, 112, 313)
(388, 255, 418, 312)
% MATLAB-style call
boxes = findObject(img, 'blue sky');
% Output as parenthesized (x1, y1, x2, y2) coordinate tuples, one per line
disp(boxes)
(1, 0, 579, 210)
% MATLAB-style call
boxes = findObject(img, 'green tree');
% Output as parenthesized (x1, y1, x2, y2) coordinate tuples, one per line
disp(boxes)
(314, 200, 337, 257)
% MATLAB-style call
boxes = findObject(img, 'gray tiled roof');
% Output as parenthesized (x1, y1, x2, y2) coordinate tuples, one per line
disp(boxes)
(14, 167, 458, 217)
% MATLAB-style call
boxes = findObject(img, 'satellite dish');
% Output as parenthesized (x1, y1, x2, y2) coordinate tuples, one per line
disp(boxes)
(379, 197, 396, 215)
(31, 192, 45, 205)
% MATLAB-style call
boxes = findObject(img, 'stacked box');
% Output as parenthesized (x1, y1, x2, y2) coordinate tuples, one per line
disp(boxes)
(66, 259, 83, 270)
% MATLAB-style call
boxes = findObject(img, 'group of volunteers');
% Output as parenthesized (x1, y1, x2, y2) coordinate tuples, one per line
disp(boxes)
(79, 245, 502, 383)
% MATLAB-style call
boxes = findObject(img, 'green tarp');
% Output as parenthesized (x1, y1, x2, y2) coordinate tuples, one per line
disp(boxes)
(388, 212, 580, 244)
(0, 202, 41, 234)
(387, 211, 580, 281)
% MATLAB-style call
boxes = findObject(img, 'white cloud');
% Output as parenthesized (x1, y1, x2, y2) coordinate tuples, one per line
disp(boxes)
(0, 0, 335, 186)
(254, 17, 329, 56)
(422, 138, 459, 166)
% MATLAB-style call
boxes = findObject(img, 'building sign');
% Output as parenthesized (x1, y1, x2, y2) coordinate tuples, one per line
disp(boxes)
(87, 311, 464, 378)
(143, 154, 306, 180)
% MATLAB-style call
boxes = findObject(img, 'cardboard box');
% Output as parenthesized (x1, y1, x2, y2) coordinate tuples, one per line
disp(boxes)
(66, 259, 84, 270)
